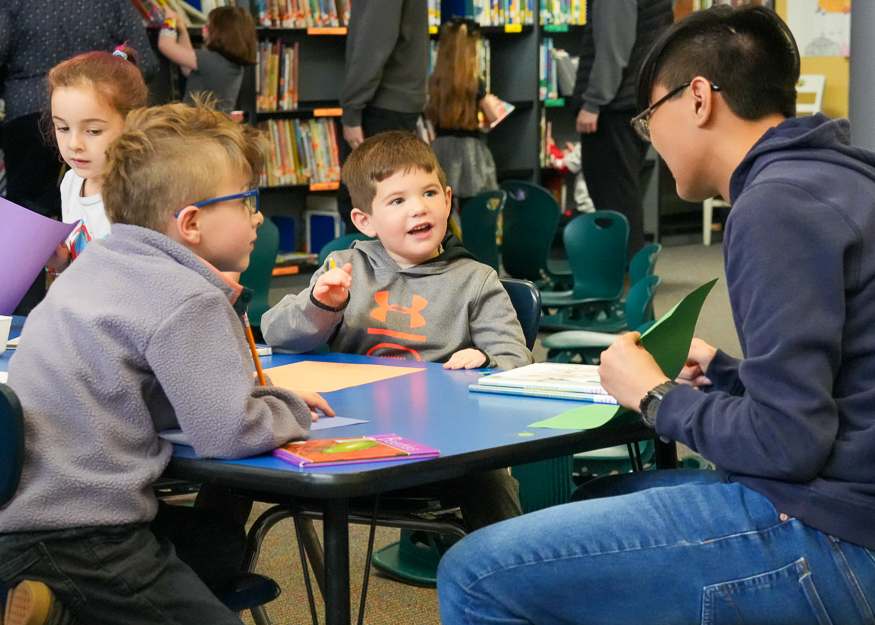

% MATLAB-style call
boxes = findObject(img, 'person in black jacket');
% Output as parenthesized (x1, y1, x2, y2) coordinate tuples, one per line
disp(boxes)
(572, 0, 672, 259)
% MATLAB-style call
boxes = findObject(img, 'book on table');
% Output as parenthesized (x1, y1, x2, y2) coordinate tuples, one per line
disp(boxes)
(469, 362, 618, 404)
(273, 434, 439, 468)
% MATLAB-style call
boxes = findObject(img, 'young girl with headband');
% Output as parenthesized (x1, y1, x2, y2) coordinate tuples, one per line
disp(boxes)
(45, 45, 148, 276)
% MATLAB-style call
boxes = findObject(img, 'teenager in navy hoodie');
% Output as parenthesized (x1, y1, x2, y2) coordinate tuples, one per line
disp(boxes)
(438, 6, 875, 624)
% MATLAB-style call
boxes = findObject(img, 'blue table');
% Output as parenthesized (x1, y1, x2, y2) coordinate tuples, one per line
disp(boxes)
(2, 325, 666, 625)
(168, 351, 662, 625)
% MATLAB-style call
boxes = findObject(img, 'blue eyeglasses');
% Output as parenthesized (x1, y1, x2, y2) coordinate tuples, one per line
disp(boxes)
(174, 189, 260, 218)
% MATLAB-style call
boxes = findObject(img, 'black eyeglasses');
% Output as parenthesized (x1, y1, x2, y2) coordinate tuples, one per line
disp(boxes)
(631, 81, 721, 142)
(174, 189, 260, 218)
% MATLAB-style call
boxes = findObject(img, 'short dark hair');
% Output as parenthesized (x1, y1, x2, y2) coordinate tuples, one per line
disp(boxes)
(637, 5, 800, 120)
(341, 131, 447, 214)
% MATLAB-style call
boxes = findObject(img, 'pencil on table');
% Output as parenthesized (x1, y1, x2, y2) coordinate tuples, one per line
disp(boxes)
(243, 313, 267, 386)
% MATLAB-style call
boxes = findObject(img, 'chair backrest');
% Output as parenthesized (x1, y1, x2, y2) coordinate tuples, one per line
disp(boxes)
(239, 217, 280, 327)
(629, 243, 662, 287)
(564, 211, 629, 301)
(625, 274, 660, 332)
(0, 383, 25, 507)
(499, 181, 561, 281)
(317, 232, 374, 265)
(796, 74, 826, 116)
(460, 190, 506, 272)
(499, 278, 541, 351)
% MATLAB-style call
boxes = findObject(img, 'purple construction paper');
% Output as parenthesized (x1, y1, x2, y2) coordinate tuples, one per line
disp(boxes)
(0, 197, 78, 314)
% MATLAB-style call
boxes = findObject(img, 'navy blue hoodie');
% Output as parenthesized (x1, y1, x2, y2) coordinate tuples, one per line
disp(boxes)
(659, 114, 875, 550)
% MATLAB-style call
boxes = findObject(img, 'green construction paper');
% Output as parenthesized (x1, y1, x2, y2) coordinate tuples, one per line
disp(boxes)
(639, 278, 718, 380)
(529, 279, 718, 431)
(529, 405, 629, 429)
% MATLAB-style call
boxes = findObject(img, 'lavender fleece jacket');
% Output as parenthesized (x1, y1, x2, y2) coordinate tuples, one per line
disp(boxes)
(1, 225, 312, 533)
(262, 235, 533, 370)
(657, 114, 875, 550)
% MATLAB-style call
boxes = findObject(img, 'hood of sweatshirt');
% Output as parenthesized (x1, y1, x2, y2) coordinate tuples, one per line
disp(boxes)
(347, 233, 475, 275)
(729, 113, 875, 203)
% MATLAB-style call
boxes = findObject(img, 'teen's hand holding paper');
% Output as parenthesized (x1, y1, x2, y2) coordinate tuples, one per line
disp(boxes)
(597, 332, 670, 410)
(676, 338, 716, 390)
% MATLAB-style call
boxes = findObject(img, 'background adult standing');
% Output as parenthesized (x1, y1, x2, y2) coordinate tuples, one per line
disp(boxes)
(337, 0, 429, 232)
(0, 0, 159, 314)
(571, 0, 673, 259)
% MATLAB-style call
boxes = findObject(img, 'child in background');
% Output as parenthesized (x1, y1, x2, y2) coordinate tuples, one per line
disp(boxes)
(158, 6, 257, 114)
(0, 102, 333, 625)
(44, 46, 147, 277)
(547, 137, 596, 214)
(426, 18, 499, 213)
(262, 131, 531, 531)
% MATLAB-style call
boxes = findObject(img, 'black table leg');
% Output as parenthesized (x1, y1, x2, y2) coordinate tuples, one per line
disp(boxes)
(323, 497, 351, 625)
(654, 438, 678, 469)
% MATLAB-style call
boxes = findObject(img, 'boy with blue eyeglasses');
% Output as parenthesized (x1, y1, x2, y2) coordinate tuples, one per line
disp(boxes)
(0, 103, 333, 625)
(439, 6, 875, 624)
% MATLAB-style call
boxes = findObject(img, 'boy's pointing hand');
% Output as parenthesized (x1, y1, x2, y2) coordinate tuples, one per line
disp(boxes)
(313, 262, 353, 308)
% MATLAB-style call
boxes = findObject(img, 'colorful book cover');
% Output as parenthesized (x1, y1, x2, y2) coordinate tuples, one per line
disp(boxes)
(273, 434, 440, 467)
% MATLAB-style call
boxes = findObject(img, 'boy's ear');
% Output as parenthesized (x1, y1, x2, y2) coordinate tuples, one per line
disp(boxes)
(168, 205, 203, 245)
(444, 186, 453, 212)
(689, 76, 716, 129)
(351, 208, 377, 238)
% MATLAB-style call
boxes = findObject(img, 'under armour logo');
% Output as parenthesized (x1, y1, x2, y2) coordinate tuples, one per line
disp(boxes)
(370, 291, 428, 328)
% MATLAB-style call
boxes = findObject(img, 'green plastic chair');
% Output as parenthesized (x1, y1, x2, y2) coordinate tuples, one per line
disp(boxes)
(460, 190, 506, 271)
(629, 243, 662, 287)
(317, 232, 374, 265)
(543, 275, 661, 364)
(540, 211, 629, 332)
(499, 181, 562, 284)
(239, 217, 280, 328)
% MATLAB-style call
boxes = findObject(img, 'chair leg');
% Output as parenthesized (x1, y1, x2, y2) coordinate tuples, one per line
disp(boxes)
(703, 198, 714, 246)
(250, 604, 272, 625)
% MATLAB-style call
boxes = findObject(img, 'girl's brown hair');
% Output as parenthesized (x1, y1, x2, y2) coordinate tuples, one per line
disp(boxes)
(207, 7, 258, 66)
(425, 21, 481, 131)
(47, 45, 148, 119)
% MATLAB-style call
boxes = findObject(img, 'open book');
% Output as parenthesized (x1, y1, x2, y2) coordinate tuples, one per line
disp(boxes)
(470, 363, 618, 404)
(273, 434, 439, 468)
(478, 95, 516, 132)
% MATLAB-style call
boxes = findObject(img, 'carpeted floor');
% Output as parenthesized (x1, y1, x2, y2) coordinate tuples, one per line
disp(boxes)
(252, 242, 736, 624)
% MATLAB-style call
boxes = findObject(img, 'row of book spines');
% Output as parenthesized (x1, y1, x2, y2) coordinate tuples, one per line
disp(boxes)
(539, 38, 559, 101)
(467, 0, 536, 26)
(254, 0, 349, 28)
(538, 0, 585, 25)
(428, 0, 442, 28)
(260, 118, 341, 187)
(257, 40, 298, 112)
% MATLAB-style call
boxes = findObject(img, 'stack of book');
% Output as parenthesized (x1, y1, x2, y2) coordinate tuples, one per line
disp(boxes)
(259, 117, 341, 187)
(469, 363, 619, 403)
(256, 39, 298, 111)
(131, 0, 206, 27)
(458, 0, 536, 26)
(254, 0, 350, 28)
(539, 38, 559, 101)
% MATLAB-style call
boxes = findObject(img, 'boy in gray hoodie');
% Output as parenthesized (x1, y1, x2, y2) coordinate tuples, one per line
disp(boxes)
(0, 103, 332, 625)
(262, 131, 531, 530)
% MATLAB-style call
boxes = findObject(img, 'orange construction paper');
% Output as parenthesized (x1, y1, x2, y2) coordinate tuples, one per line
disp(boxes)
(263, 361, 426, 393)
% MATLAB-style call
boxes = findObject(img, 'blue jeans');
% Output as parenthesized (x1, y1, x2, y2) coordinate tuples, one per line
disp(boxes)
(437, 471, 875, 624)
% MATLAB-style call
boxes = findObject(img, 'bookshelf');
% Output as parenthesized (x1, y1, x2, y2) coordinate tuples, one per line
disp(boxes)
(147, 1, 600, 253)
